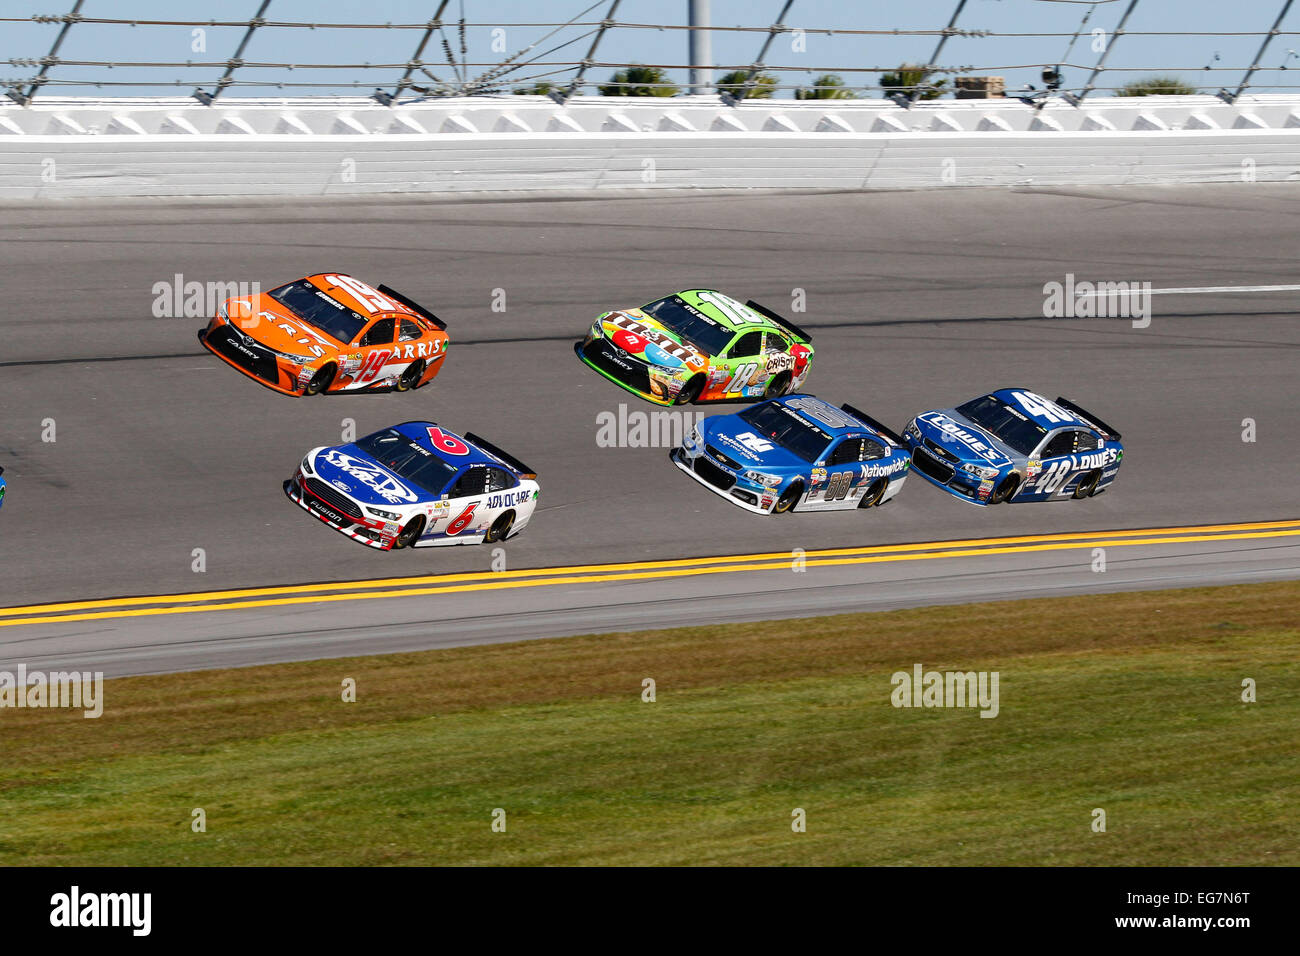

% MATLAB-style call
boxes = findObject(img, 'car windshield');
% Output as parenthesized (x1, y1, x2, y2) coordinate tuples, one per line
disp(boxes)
(736, 402, 831, 463)
(641, 295, 733, 356)
(355, 429, 460, 494)
(270, 280, 368, 344)
(955, 395, 1047, 456)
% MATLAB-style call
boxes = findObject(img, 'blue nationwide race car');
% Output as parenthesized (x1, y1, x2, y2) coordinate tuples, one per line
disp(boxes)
(902, 387, 1123, 506)
(285, 421, 540, 549)
(670, 394, 911, 515)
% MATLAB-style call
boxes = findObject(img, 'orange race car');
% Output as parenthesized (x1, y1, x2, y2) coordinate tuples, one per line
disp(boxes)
(198, 272, 449, 396)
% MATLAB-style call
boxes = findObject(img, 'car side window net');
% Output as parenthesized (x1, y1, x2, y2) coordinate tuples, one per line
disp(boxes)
(359, 318, 395, 347)
(729, 331, 763, 359)
(829, 439, 863, 465)
(485, 468, 515, 493)
(1043, 432, 1077, 457)
(452, 469, 488, 498)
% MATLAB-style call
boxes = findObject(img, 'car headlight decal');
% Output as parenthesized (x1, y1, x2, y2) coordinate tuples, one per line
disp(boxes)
(743, 470, 783, 488)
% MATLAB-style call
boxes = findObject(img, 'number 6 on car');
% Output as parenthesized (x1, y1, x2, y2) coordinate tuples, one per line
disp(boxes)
(285, 421, 540, 550)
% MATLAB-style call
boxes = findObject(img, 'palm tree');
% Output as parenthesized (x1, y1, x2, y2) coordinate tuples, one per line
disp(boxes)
(795, 74, 856, 100)
(599, 66, 678, 97)
(513, 81, 559, 96)
(879, 64, 946, 100)
(717, 70, 779, 99)
(1119, 76, 1197, 96)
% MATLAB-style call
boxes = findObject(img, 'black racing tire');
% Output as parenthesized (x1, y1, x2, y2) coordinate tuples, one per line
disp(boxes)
(773, 481, 803, 515)
(303, 363, 336, 396)
(857, 477, 889, 509)
(674, 374, 705, 406)
(763, 371, 792, 401)
(1073, 469, 1102, 499)
(990, 472, 1021, 504)
(395, 359, 424, 392)
(393, 515, 425, 550)
(484, 510, 515, 543)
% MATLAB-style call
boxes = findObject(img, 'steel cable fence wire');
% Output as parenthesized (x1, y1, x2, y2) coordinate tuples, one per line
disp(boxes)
(4, 1, 1300, 103)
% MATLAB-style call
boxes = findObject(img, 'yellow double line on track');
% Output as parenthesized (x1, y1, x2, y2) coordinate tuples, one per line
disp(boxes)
(1, 519, 1296, 630)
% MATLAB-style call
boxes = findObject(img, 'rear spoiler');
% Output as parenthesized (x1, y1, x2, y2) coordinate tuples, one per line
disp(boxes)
(465, 433, 537, 479)
(1055, 396, 1122, 441)
(841, 403, 906, 447)
(378, 284, 447, 331)
(745, 299, 813, 344)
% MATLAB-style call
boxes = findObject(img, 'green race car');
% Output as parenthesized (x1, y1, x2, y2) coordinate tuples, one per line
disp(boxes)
(574, 289, 815, 406)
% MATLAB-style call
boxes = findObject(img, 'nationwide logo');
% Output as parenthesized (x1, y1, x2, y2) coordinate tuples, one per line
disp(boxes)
(321, 450, 417, 504)
(859, 459, 907, 480)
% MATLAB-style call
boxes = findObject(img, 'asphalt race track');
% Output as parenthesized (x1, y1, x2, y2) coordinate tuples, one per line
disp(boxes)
(0, 184, 1297, 675)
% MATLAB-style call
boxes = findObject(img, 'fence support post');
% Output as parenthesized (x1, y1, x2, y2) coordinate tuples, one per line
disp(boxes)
(1077, 0, 1141, 103)
(193, 0, 273, 105)
(1222, 0, 1294, 103)
(11, 0, 85, 106)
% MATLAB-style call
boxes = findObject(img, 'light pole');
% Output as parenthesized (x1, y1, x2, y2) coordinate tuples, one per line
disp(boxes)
(689, 0, 712, 94)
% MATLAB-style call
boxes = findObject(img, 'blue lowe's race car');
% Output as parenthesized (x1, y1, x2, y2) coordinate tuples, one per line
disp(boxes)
(0, 467, 5, 510)
(670, 394, 910, 514)
(901, 388, 1123, 506)
(285, 421, 540, 550)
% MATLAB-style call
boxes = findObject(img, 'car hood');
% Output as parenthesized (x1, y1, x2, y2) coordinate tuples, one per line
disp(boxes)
(309, 446, 426, 507)
(913, 410, 1018, 468)
(597, 310, 710, 371)
(701, 416, 813, 472)
(229, 294, 342, 358)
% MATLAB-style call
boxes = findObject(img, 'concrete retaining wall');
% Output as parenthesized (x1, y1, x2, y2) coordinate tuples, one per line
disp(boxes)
(2, 94, 1297, 198)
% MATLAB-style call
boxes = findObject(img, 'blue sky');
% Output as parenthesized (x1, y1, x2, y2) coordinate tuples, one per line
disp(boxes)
(3, 0, 1298, 99)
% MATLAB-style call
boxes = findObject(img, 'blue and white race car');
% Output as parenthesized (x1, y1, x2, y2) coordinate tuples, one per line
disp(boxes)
(0, 466, 5, 510)
(902, 388, 1123, 506)
(285, 421, 539, 549)
(670, 394, 910, 514)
